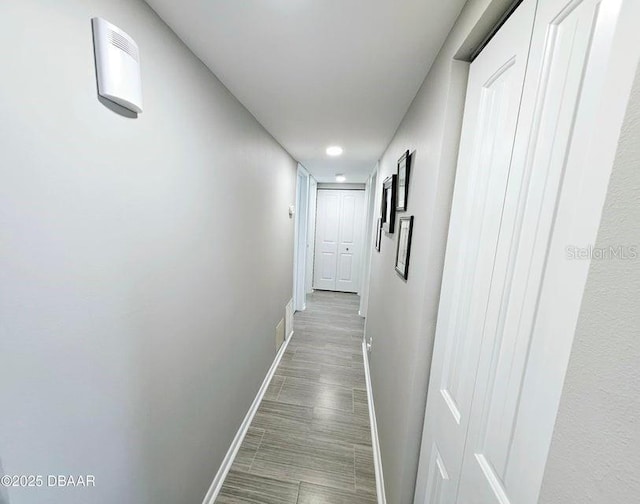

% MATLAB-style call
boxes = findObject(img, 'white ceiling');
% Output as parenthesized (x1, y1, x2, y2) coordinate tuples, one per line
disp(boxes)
(145, 0, 467, 182)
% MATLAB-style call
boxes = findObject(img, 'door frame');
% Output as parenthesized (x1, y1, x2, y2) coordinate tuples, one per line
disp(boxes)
(293, 164, 312, 312)
(313, 188, 366, 293)
(305, 177, 318, 295)
(359, 164, 378, 317)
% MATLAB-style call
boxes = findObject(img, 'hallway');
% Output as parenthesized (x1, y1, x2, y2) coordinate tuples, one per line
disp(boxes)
(2, 2, 639, 504)
(216, 292, 376, 504)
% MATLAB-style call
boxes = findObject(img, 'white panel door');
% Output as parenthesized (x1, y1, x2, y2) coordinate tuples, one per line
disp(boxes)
(416, 0, 638, 503)
(313, 190, 340, 291)
(413, 1, 537, 503)
(456, 1, 634, 503)
(335, 190, 364, 292)
(313, 190, 364, 293)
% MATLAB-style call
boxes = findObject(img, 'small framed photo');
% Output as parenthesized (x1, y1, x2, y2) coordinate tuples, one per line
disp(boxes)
(375, 218, 382, 252)
(380, 181, 388, 224)
(395, 216, 414, 280)
(396, 150, 411, 211)
(382, 175, 397, 233)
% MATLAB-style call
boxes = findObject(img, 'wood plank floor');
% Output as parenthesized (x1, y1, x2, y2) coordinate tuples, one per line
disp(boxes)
(216, 291, 376, 504)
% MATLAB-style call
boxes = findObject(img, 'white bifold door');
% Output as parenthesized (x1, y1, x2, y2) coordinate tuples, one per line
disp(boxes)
(415, 0, 639, 503)
(313, 189, 364, 293)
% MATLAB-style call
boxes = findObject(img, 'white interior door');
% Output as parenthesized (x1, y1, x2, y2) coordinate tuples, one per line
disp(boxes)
(313, 189, 364, 293)
(457, 1, 633, 502)
(314, 190, 340, 291)
(414, 1, 537, 502)
(415, 0, 637, 503)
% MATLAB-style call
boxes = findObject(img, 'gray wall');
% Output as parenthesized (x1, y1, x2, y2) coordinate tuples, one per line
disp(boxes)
(0, 1, 297, 503)
(363, 0, 514, 502)
(538, 64, 640, 504)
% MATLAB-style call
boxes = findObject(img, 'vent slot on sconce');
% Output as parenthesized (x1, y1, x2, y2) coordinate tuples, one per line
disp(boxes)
(107, 30, 139, 61)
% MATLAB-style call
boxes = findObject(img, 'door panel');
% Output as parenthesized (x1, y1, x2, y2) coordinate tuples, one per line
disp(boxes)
(336, 191, 364, 292)
(414, 1, 537, 503)
(457, 1, 630, 503)
(313, 190, 364, 292)
(313, 191, 340, 291)
(442, 55, 524, 419)
(338, 253, 353, 281)
(337, 194, 356, 285)
(424, 444, 450, 504)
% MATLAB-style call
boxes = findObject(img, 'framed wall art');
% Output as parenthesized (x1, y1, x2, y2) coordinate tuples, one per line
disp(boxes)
(382, 174, 397, 233)
(375, 218, 382, 252)
(380, 182, 388, 225)
(395, 216, 414, 280)
(396, 150, 411, 211)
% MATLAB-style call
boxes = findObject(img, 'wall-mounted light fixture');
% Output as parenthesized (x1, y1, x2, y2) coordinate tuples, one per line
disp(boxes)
(92, 17, 143, 113)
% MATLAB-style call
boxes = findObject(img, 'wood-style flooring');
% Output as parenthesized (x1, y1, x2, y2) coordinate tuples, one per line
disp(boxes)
(216, 291, 376, 504)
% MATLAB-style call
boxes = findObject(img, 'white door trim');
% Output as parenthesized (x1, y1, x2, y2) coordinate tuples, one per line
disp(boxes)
(359, 165, 378, 317)
(306, 178, 318, 294)
(293, 164, 311, 312)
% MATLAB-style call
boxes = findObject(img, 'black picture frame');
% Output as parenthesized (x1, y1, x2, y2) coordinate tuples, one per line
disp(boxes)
(395, 216, 414, 280)
(382, 175, 397, 233)
(396, 150, 411, 211)
(375, 218, 382, 252)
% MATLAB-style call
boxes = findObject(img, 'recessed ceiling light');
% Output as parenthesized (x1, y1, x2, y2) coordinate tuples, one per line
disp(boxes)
(335, 174, 346, 182)
(326, 146, 343, 157)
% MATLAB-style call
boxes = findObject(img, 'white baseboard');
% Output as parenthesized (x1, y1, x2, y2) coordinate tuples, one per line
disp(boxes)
(201, 333, 293, 504)
(362, 339, 387, 504)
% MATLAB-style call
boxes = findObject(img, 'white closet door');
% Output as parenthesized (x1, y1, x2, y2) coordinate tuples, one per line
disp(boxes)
(313, 190, 364, 293)
(457, 1, 635, 503)
(413, 1, 537, 503)
(416, 0, 638, 503)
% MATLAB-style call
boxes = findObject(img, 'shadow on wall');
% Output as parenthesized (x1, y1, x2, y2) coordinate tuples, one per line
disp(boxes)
(98, 95, 138, 118)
